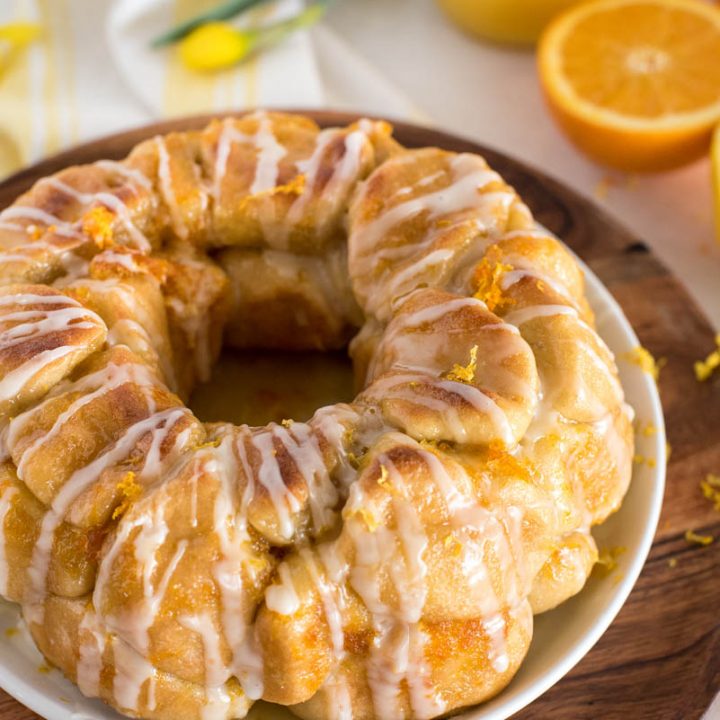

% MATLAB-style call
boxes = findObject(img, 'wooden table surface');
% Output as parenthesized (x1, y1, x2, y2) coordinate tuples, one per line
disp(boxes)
(0, 112, 718, 720)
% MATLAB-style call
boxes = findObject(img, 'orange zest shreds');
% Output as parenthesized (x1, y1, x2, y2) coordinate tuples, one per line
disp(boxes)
(685, 529, 714, 546)
(238, 174, 306, 211)
(244, 554, 267, 572)
(484, 443, 532, 481)
(444, 345, 478, 385)
(356, 508, 379, 532)
(694, 335, 720, 382)
(112, 471, 142, 520)
(37, 664, 51, 674)
(595, 545, 627, 576)
(82, 206, 115, 249)
(347, 451, 361, 469)
(666, 443, 672, 462)
(700, 473, 720, 512)
(26, 224, 44, 240)
(419, 438, 439, 452)
(194, 438, 222, 451)
(377, 463, 389, 486)
(68, 285, 91, 305)
(281, 418, 293, 428)
(273, 173, 306, 196)
(4, 627, 17, 638)
(624, 346, 665, 381)
(444, 533, 463, 556)
(668, 557, 678, 568)
(472, 249, 513, 312)
(141, 256, 170, 285)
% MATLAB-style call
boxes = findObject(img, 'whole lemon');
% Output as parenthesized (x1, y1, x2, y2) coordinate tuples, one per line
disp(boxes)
(437, 0, 587, 45)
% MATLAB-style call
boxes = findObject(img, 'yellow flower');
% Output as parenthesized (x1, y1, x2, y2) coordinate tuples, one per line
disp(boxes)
(179, 22, 252, 72)
(177, 3, 327, 73)
(0, 23, 42, 80)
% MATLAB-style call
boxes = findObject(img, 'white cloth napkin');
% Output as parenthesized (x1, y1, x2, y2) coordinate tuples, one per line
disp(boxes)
(0, 0, 327, 178)
(0, 0, 429, 180)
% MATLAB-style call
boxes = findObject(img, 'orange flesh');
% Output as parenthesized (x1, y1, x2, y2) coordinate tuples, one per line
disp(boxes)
(560, 3, 720, 118)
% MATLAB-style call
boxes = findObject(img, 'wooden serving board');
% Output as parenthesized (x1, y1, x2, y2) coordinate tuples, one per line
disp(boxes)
(0, 112, 719, 720)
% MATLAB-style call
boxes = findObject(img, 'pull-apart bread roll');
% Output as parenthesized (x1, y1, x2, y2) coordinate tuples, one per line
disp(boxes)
(0, 112, 633, 720)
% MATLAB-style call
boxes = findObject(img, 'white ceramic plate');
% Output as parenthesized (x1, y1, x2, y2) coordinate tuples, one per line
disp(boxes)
(0, 253, 666, 720)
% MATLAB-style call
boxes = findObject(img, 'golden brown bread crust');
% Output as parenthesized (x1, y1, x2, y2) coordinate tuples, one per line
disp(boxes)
(0, 112, 633, 720)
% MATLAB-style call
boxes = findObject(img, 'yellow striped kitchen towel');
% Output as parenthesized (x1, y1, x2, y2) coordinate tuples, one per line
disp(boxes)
(0, 0, 324, 179)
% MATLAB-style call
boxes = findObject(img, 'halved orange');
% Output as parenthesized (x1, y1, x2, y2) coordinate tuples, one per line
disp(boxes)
(538, 0, 720, 171)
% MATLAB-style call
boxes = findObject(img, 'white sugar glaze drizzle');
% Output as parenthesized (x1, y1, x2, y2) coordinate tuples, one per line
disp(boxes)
(42, 177, 151, 251)
(95, 160, 152, 191)
(76, 606, 107, 698)
(0, 346, 76, 404)
(22, 383, 190, 625)
(250, 112, 287, 195)
(350, 154, 510, 279)
(0, 205, 81, 238)
(95, 248, 143, 273)
(112, 634, 157, 713)
(264, 562, 300, 615)
(155, 136, 189, 240)
(502, 303, 578, 327)
(206, 431, 264, 698)
(180, 612, 232, 720)
(367, 372, 516, 446)
(344, 454, 446, 719)
(6, 359, 158, 452)
(378, 248, 455, 311)
(0, 307, 96, 348)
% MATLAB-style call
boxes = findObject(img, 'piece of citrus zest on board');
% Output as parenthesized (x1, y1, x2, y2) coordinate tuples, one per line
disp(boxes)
(700, 474, 720, 512)
(694, 335, 720, 382)
(685, 529, 714, 546)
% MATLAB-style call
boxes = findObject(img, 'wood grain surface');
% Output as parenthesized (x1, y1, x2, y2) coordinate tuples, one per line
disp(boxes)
(0, 111, 718, 720)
